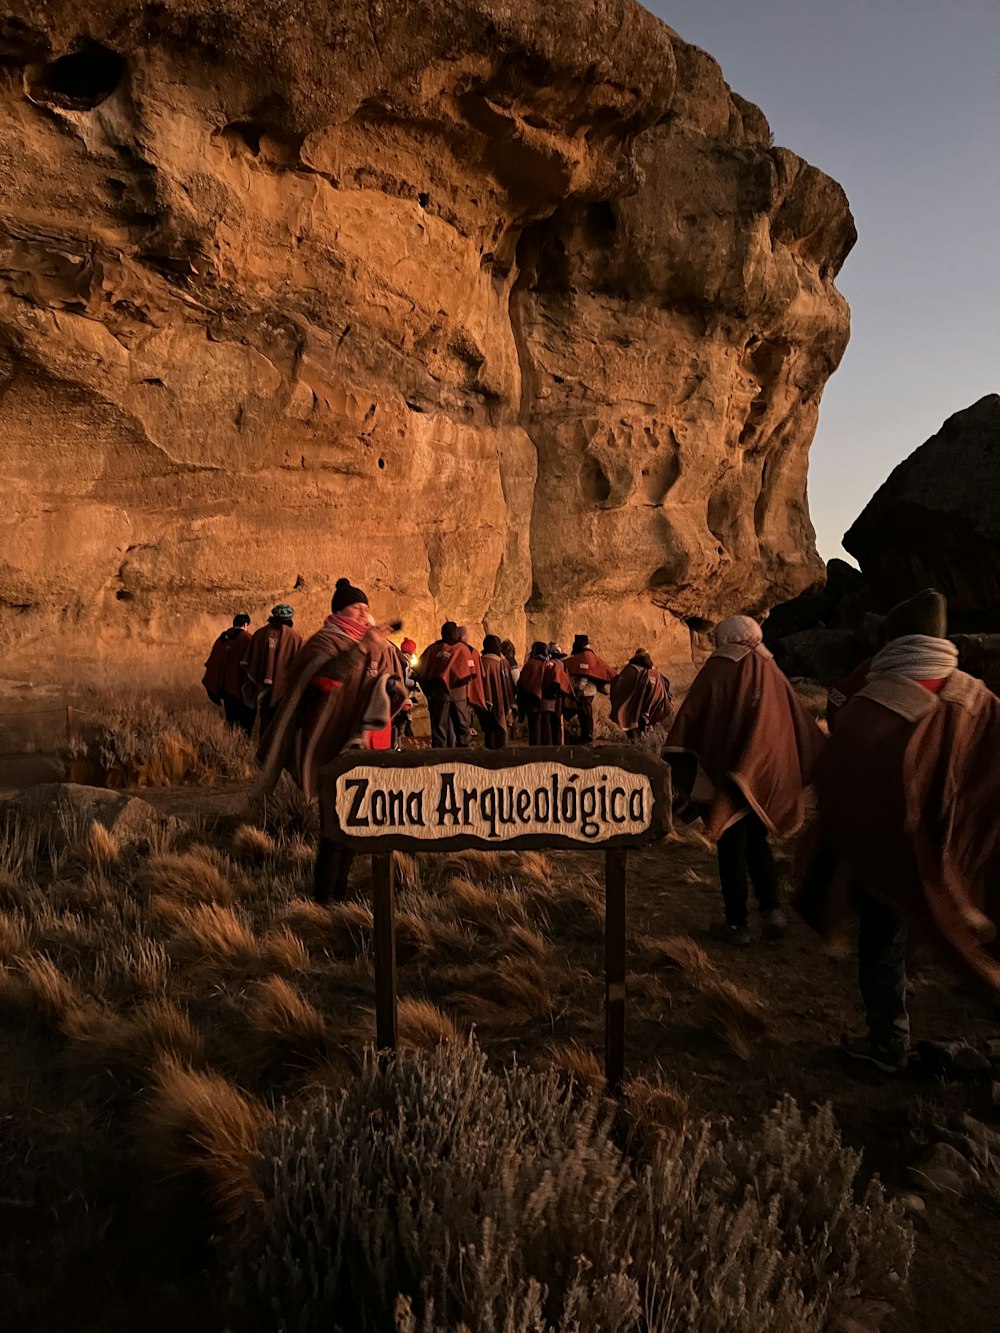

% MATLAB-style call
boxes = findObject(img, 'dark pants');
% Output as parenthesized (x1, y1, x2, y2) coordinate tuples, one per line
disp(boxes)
(478, 711, 508, 750)
(717, 811, 779, 929)
(576, 695, 594, 744)
(527, 709, 561, 746)
(222, 691, 256, 738)
(429, 694, 473, 748)
(857, 888, 910, 1053)
(314, 840, 354, 904)
(392, 711, 413, 748)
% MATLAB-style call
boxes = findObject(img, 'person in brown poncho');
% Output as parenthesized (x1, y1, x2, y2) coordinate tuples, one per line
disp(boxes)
(203, 613, 255, 735)
(415, 622, 483, 748)
(610, 649, 673, 742)
(256, 579, 405, 899)
(795, 590, 1000, 1074)
(476, 634, 516, 749)
(664, 616, 824, 947)
(517, 643, 575, 745)
(241, 604, 303, 735)
(564, 634, 614, 744)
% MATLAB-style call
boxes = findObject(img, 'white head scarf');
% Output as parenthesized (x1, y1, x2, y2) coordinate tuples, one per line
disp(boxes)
(868, 633, 958, 682)
(712, 616, 763, 649)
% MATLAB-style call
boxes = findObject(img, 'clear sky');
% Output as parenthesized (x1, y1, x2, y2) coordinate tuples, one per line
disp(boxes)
(643, 0, 1000, 560)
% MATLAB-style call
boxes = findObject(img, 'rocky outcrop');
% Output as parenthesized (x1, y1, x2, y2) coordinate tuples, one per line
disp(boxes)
(845, 395, 1000, 631)
(0, 0, 854, 698)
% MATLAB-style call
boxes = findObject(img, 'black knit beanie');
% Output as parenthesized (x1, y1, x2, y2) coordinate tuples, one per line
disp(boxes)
(331, 578, 368, 613)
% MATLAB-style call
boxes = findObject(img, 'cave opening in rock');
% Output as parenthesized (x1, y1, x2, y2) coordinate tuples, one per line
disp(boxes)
(29, 41, 125, 110)
(580, 455, 612, 504)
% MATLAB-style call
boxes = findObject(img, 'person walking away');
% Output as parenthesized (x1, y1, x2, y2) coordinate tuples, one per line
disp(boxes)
(564, 634, 614, 744)
(517, 643, 550, 745)
(664, 616, 824, 946)
(477, 635, 516, 748)
(415, 622, 480, 747)
(610, 649, 673, 741)
(795, 591, 1000, 1074)
(500, 639, 520, 686)
(202, 614, 255, 736)
(255, 579, 406, 902)
(242, 605, 303, 735)
(545, 644, 574, 743)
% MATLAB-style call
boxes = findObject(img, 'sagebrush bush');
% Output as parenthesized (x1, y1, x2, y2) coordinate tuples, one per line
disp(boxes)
(224, 1042, 913, 1333)
(62, 694, 255, 787)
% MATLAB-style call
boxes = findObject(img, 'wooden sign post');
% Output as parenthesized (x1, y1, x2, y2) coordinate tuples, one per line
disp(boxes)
(318, 746, 672, 1090)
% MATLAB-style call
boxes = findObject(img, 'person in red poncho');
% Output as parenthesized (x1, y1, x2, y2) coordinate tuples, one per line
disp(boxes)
(256, 579, 406, 902)
(241, 604, 304, 735)
(563, 633, 614, 744)
(202, 613, 255, 735)
(477, 634, 516, 748)
(415, 622, 483, 748)
(517, 643, 575, 746)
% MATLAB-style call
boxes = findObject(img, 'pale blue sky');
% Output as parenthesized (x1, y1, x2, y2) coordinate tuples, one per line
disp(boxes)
(644, 0, 1000, 559)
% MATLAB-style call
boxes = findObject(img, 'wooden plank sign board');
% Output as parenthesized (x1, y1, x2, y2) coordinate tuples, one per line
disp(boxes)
(317, 745, 672, 1090)
(320, 745, 672, 851)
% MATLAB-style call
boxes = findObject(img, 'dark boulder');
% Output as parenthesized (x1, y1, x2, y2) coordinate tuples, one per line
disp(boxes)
(844, 395, 1000, 630)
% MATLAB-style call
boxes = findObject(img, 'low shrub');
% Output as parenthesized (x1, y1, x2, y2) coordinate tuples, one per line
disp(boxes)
(224, 1042, 913, 1333)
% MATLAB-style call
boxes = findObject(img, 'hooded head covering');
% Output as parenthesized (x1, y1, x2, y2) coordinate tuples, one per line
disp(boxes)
(330, 579, 368, 613)
(233, 613, 251, 628)
(441, 621, 459, 645)
(713, 615, 764, 651)
(483, 634, 503, 656)
(530, 641, 549, 660)
(881, 589, 948, 643)
(571, 634, 589, 655)
(271, 604, 294, 623)
(630, 647, 654, 670)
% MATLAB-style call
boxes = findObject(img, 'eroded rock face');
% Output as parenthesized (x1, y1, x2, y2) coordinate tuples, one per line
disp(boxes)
(0, 1, 854, 696)
(845, 395, 1000, 631)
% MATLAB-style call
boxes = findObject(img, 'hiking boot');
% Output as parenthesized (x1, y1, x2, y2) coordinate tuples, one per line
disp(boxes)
(841, 1033, 909, 1076)
(709, 921, 751, 947)
(762, 908, 787, 941)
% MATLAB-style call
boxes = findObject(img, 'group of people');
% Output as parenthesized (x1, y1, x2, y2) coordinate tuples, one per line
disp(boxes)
(203, 578, 1000, 1076)
(664, 593, 1000, 1077)
(408, 626, 673, 750)
(204, 604, 676, 757)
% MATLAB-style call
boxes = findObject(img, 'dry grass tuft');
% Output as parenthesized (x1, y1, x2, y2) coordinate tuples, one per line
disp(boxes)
(698, 976, 770, 1060)
(508, 923, 551, 960)
(396, 997, 461, 1050)
(71, 999, 206, 1073)
(549, 1041, 606, 1093)
(396, 912, 435, 965)
(247, 976, 330, 1068)
(645, 934, 716, 977)
(327, 900, 374, 944)
(165, 903, 264, 977)
(0, 910, 31, 964)
(278, 900, 340, 949)
(392, 851, 422, 894)
(513, 849, 554, 889)
(261, 927, 312, 973)
(681, 867, 707, 885)
(146, 850, 235, 906)
(232, 824, 278, 863)
(142, 1056, 273, 1230)
(446, 875, 502, 927)
(667, 822, 714, 851)
(83, 820, 121, 874)
(620, 1074, 689, 1148)
(0, 870, 32, 910)
(16, 954, 86, 1021)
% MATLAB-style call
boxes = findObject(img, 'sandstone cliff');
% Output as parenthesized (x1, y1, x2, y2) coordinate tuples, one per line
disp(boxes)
(0, 0, 855, 697)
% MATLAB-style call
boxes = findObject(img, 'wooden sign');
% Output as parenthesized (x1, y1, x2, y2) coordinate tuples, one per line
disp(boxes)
(316, 746, 673, 1091)
(319, 746, 671, 852)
